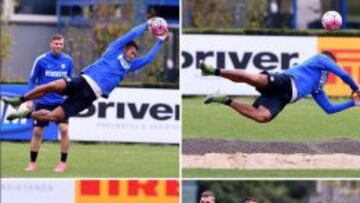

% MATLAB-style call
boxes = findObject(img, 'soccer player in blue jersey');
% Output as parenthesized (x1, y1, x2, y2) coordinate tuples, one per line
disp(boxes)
(8, 34, 74, 172)
(3, 19, 168, 125)
(200, 51, 360, 123)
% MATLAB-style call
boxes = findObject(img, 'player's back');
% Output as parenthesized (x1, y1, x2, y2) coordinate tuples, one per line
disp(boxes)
(284, 54, 327, 99)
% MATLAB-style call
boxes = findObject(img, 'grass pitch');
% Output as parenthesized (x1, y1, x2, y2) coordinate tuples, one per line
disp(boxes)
(1, 141, 179, 178)
(183, 97, 360, 141)
(182, 97, 360, 177)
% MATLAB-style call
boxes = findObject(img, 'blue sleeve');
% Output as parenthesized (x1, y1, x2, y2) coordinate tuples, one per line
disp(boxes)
(312, 90, 355, 114)
(319, 55, 359, 92)
(28, 59, 42, 91)
(128, 40, 164, 72)
(68, 58, 74, 78)
(102, 23, 148, 58)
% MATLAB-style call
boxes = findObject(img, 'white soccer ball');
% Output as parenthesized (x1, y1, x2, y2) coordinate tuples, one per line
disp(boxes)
(148, 17, 168, 37)
(321, 11, 342, 30)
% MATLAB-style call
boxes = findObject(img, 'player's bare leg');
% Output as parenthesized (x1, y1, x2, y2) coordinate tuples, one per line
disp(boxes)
(2, 79, 67, 108)
(24, 79, 67, 101)
(204, 94, 272, 123)
(31, 106, 66, 123)
(200, 60, 268, 89)
(25, 126, 44, 171)
(229, 101, 272, 123)
(54, 123, 69, 172)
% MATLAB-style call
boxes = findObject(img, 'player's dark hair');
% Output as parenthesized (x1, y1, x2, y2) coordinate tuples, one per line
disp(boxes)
(51, 33, 64, 41)
(242, 197, 259, 203)
(321, 50, 337, 62)
(201, 190, 215, 198)
(125, 40, 139, 51)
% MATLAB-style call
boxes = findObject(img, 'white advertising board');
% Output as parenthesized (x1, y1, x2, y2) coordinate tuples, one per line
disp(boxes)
(181, 34, 317, 95)
(1, 179, 75, 203)
(69, 88, 180, 144)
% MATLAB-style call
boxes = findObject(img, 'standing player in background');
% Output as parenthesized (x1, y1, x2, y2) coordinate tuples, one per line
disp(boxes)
(3, 18, 167, 125)
(201, 51, 360, 123)
(242, 197, 259, 203)
(199, 191, 216, 203)
(12, 34, 74, 172)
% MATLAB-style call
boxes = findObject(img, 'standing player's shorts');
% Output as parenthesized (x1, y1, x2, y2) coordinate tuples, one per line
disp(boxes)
(33, 103, 68, 127)
(62, 76, 97, 119)
(253, 72, 292, 119)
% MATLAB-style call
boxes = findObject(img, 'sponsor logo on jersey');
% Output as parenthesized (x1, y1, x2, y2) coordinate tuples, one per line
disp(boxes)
(117, 54, 130, 70)
(45, 71, 68, 78)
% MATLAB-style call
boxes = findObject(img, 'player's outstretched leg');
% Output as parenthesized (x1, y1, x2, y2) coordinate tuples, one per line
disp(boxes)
(2, 79, 66, 109)
(6, 108, 31, 121)
(204, 93, 272, 123)
(2, 96, 23, 109)
(31, 107, 65, 123)
(199, 61, 268, 89)
(204, 93, 231, 105)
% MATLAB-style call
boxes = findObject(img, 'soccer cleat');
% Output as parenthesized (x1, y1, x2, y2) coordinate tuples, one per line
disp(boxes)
(2, 96, 23, 109)
(6, 109, 31, 121)
(199, 60, 216, 75)
(204, 93, 230, 104)
(54, 162, 67, 173)
(24, 162, 37, 172)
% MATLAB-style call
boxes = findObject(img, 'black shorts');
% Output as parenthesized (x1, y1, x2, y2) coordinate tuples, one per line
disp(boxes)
(33, 103, 68, 127)
(253, 72, 292, 119)
(61, 76, 97, 119)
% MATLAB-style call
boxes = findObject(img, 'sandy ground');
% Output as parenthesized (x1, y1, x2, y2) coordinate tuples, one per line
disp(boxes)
(183, 138, 360, 169)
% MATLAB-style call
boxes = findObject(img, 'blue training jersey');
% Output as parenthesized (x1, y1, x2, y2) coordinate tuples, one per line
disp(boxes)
(29, 52, 73, 104)
(81, 23, 164, 98)
(284, 53, 359, 114)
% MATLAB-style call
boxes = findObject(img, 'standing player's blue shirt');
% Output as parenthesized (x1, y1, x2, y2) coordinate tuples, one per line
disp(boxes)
(81, 23, 164, 98)
(29, 52, 73, 104)
(284, 54, 359, 114)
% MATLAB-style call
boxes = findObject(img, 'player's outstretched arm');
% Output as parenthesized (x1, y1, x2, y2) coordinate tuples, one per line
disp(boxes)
(128, 35, 167, 72)
(28, 57, 42, 90)
(320, 56, 359, 92)
(312, 90, 356, 114)
(104, 23, 148, 56)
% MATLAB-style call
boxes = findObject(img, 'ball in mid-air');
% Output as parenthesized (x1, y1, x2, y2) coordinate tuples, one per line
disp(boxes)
(321, 11, 342, 30)
(149, 17, 168, 36)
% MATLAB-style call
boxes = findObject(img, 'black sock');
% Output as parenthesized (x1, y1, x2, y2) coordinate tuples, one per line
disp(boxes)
(215, 69, 221, 76)
(225, 98, 233, 106)
(20, 96, 25, 102)
(30, 151, 38, 162)
(61, 152, 68, 162)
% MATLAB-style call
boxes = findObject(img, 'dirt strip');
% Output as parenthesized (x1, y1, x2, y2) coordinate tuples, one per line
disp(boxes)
(183, 153, 360, 169)
(183, 138, 360, 155)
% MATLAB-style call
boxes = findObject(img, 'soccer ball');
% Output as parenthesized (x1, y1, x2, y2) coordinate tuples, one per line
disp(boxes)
(321, 11, 342, 30)
(148, 17, 168, 36)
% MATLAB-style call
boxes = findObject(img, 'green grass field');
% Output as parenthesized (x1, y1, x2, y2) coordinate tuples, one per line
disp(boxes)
(183, 97, 360, 177)
(1, 141, 179, 178)
(183, 97, 360, 141)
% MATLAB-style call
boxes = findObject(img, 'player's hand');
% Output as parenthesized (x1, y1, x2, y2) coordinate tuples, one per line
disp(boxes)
(156, 30, 169, 41)
(354, 96, 360, 106)
(355, 90, 360, 97)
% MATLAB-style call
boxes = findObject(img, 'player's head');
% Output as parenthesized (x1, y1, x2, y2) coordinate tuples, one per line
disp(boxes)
(321, 50, 337, 62)
(50, 34, 64, 56)
(200, 191, 215, 203)
(124, 40, 139, 61)
(242, 197, 259, 203)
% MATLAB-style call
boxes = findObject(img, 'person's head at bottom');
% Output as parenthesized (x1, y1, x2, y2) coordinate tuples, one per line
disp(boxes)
(242, 197, 259, 203)
(200, 191, 216, 203)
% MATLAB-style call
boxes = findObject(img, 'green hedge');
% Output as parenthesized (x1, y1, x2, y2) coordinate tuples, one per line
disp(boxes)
(183, 28, 360, 37)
